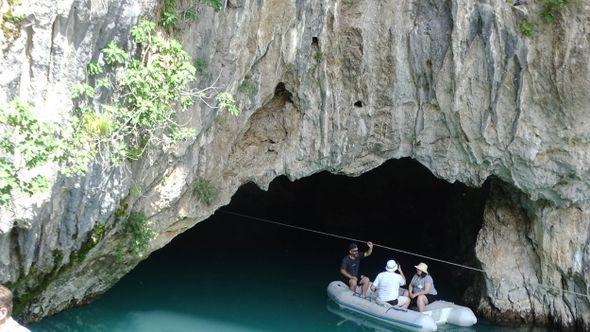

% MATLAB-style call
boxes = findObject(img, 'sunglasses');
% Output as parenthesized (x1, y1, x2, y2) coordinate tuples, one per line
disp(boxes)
(350, 250, 359, 253)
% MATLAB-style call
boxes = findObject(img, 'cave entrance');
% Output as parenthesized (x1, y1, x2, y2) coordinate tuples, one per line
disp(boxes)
(172, 159, 485, 293)
(85, 158, 489, 330)
(199, 158, 489, 299)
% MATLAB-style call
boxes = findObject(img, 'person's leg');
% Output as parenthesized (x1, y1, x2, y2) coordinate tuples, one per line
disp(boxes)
(416, 294, 428, 312)
(425, 294, 437, 304)
(360, 276, 370, 296)
(400, 288, 409, 297)
(348, 278, 358, 292)
(397, 296, 410, 308)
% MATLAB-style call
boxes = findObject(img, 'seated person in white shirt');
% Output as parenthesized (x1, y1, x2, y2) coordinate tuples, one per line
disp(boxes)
(371, 260, 409, 307)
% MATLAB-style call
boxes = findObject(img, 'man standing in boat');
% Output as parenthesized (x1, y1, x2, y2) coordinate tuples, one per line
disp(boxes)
(340, 242, 373, 297)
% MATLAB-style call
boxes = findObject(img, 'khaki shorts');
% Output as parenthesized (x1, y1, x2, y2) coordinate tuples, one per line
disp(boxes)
(386, 295, 410, 307)
(396, 295, 410, 306)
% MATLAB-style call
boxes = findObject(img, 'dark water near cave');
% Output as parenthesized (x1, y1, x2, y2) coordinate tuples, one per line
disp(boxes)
(31, 159, 551, 332)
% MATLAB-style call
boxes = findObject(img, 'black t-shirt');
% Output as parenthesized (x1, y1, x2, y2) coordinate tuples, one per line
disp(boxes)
(340, 253, 365, 278)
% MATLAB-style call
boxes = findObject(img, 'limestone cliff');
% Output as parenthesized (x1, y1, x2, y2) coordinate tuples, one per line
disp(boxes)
(0, 0, 588, 329)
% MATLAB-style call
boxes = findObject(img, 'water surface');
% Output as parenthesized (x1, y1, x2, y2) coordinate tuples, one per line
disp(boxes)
(32, 212, 549, 332)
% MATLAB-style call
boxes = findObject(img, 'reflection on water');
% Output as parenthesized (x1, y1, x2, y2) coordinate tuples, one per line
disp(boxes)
(34, 310, 265, 332)
(326, 300, 550, 332)
(117, 311, 265, 332)
(326, 300, 399, 332)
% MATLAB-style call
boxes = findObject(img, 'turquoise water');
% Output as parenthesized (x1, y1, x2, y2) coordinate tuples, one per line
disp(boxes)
(31, 214, 549, 332)
(30, 161, 553, 332)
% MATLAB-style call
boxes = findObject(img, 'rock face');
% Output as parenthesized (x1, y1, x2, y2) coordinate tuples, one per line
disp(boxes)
(476, 182, 590, 328)
(0, 0, 588, 328)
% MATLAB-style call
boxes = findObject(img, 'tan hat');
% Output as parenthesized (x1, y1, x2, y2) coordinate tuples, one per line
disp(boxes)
(414, 262, 428, 274)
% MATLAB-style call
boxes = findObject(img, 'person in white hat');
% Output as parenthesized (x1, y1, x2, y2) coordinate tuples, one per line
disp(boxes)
(408, 262, 438, 311)
(370, 260, 409, 307)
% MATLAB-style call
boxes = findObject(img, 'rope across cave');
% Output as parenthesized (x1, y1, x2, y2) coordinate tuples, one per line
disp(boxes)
(219, 209, 589, 299)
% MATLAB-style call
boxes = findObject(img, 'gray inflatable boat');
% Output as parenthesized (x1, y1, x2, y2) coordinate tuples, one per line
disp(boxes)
(327, 281, 477, 332)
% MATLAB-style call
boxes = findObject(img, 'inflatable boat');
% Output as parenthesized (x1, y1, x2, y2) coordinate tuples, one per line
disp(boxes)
(327, 281, 477, 332)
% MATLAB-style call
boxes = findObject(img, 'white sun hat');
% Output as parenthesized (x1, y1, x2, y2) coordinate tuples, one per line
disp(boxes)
(385, 260, 398, 272)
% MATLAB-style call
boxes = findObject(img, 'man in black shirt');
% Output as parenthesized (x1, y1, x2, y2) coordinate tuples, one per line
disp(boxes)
(340, 241, 373, 297)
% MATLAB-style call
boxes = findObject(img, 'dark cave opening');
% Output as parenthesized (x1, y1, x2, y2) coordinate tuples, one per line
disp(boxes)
(170, 158, 489, 302)
(33, 158, 493, 331)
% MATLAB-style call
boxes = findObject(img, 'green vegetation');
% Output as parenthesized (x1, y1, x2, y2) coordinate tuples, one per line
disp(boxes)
(541, 0, 570, 24)
(72, 18, 198, 164)
(181, 7, 198, 22)
(511, 0, 570, 38)
(160, 0, 179, 30)
(194, 58, 207, 74)
(90, 224, 106, 244)
(238, 78, 257, 96)
(192, 178, 218, 205)
(202, 0, 223, 12)
(112, 203, 154, 261)
(72, 83, 95, 98)
(82, 113, 113, 138)
(124, 138, 147, 160)
(0, 18, 239, 207)
(124, 211, 155, 257)
(0, 101, 62, 206)
(216, 92, 239, 116)
(159, 0, 223, 30)
(102, 41, 128, 65)
(9, 261, 62, 317)
(72, 18, 238, 163)
(1, 0, 24, 40)
(87, 62, 103, 77)
(9, 220, 106, 316)
(160, 174, 169, 186)
(130, 184, 143, 198)
(69, 223, 105, 265)
(114, 201, 128, 219)
(520, 21, 535, 37)
(313, 51, 323, 63)
(2, 11, 24, 24)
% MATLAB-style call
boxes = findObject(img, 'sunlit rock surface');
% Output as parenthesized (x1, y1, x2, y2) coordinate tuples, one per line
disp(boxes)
(0, 0, 588, 328)
(477, 183, 589, 328)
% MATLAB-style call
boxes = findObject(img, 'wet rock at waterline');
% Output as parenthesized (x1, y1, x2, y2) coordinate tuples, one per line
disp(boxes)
(476, 183, 590, 328)
(0, 0, 589, 329)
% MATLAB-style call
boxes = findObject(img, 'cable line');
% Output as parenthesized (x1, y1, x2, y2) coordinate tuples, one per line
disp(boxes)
(219, 209, 589, 299)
